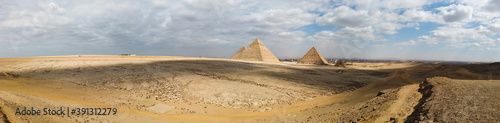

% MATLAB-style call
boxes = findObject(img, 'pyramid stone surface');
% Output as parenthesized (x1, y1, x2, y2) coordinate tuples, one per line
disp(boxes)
(297, 47, 328, 65)
(230, 39, 280, 62)
(230, 46, 246, 59)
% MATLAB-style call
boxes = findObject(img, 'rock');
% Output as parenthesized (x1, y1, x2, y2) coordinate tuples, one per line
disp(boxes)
(377, 91, 385, 96)
(377, 89, 391, 96)
(390, 117, 397, 122)
(253, 101, 261, 107)
(147, 104, 175, 114)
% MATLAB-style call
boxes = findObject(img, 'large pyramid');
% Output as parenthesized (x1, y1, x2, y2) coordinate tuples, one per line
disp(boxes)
(230, 38, 280, 62)
(297, 47, 328, 65)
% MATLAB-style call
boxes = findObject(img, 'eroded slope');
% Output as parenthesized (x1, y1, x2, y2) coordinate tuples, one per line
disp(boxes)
(407, 77, 500, 122)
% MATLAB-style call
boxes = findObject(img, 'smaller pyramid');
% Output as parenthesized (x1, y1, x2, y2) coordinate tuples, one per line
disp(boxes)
(297, 47, 328, 65)
(230, 46, 247, 59)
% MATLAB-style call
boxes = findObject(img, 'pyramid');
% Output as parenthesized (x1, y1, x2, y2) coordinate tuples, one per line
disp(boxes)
(230, 38, 280, 62)
(297, 47, 328, 65)
(230, 46, 246, 59)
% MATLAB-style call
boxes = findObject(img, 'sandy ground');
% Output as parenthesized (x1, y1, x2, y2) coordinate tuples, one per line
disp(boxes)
(0, 55, 498, 122)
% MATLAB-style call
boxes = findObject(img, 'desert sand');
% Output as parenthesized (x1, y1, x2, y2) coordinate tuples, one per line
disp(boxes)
(0, 55, 499, 122)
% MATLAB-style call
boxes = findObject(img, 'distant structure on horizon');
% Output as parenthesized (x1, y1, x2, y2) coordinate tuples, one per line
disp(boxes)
(230, 38, 280, 62)
(119, 54, 136, 56)
(297, 47, 328, 65)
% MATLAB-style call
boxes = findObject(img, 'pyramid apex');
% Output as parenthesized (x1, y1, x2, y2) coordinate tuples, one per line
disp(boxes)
(307, 47, 319, 53)
(251, 38, 263, 45)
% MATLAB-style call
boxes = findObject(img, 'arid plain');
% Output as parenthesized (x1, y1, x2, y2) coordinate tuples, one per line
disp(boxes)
(0, 55, 499, 122)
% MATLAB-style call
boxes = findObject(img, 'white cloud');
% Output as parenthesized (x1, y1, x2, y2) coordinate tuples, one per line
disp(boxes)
(375, 22, 403, 34)
(0, 1, 72, 28)
(452, 0, 499, 23)
(0, 0, 326, 58)
(395, 40, 417, 45)
(150, 0, 170, 9)
(334, 0, 430, 10)
(446, 41, 496, 49)
(0, 10, 31, 28)
(316, 6, 377, 27)
(307, 26, 383, 43)
(487, 19, 500, 33)
(183, 0, 241, 11)
(315, 4, 433, 38)
(438, 4, 474, 22)
(275, 31, 307, 44)
(38, 2, 66, 14)
(417, 25, 496, 48)
(402, 9, 438, 22)
(483, 0, 500, 12)
(333, 26, 383, 42)
(247, 8, 317, 29)
(488, 25, 500, 33)
(372, 44, 387, 47)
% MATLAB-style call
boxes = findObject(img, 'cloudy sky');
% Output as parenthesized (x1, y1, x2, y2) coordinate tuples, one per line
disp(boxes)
(1, 0, 500, 62)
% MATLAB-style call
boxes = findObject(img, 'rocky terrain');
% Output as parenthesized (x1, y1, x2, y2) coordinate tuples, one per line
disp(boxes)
(0, 56, 499, 122)
(406, 77, 500, 122)
(0, 107, 8, 123)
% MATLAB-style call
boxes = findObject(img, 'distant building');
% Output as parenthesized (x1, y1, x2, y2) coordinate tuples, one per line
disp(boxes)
(119, 54, 136, 56)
